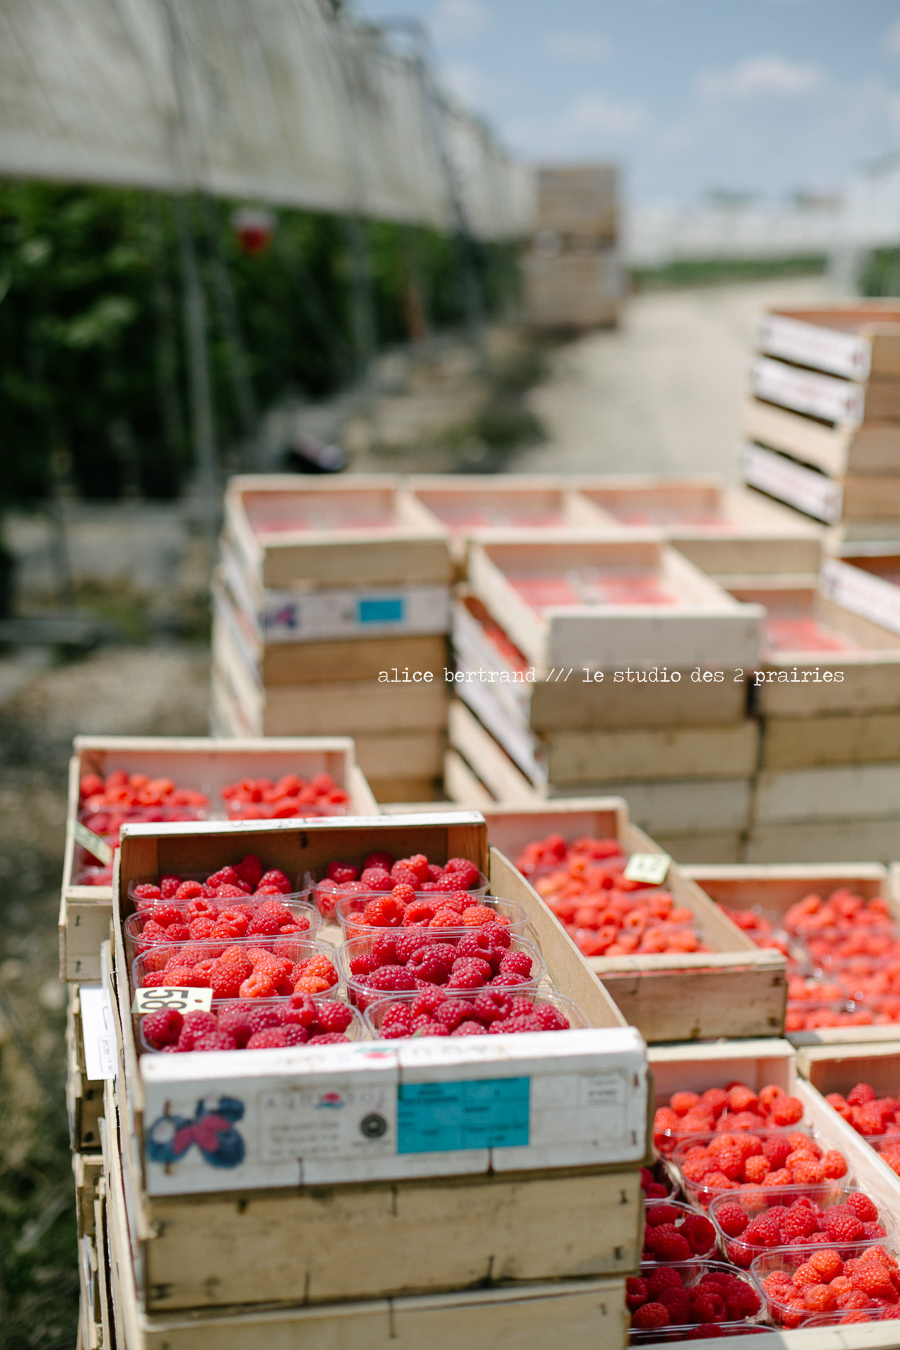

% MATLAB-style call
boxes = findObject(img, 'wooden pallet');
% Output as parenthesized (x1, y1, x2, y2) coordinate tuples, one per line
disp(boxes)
(224, 474, 452, 591)
(61, 735, 376, 982)
(575, 476, 822, 577)
(467, 533, 762, 670)
(468, 800, 785, 1043)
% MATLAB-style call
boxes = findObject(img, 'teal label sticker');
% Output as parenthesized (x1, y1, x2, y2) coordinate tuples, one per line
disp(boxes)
(397, 1077, 530, 1153)
(359, 597, 404, 623)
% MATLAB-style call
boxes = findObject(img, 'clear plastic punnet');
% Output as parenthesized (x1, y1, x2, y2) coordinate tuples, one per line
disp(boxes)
(334, 893, 529, 939)
(314, 870, 489, 919)
(751, 1241, 900, 1327)
(362, 988, 585, 1039)
(123, 899, 321, 963)
(131, 936, 340, 999)
(338, 932, 546, 1010)
(628, 1259, 765, 1342)
(667, 1129, 840, 1210)
(710, 1185, 881, 1270)
(138, 996, 366, 1053)
(128, 871, 311, 906)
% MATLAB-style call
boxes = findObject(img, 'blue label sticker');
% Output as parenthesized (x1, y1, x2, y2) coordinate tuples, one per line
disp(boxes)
(359, 597, 404, 624)
(397, 1077, 530, 1153)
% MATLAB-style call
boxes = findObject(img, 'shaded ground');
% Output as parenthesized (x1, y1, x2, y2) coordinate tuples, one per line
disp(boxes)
(0, 644, 209, 1350)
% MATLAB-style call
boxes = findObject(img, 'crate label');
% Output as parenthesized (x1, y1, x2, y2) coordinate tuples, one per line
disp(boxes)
(741, 442, 843, 524)
(68, 820, 114, 866)
(79, 984, 117, 1081)
(397, 1077, 530, 1153)
(750, 355, 864, 425)
(759, 314, 871, 381)
(132, 987, 214, 1015)
(359, 596, 404, 623)
(259, 1082, 396, 1162)
(624, 852, 671, 885)
(821, 558, 900, 637)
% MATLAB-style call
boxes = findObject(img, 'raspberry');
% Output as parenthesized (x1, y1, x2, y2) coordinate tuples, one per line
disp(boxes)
(282, 1025, 309, 1046)
(360, 867, 393, 890)
(630, 1303, 669, 1329)
(372, 935, 399, 965)
(769, 1095, 804, 1126)
(434, 1000, 471, 1031)
(647, 1268, 683, 1298)
(363, 851, 394, 872)
(391, 864, 420, 889)
(327, 861, 359, 884)
(762, 1135, 792, 1169)
(294, 954, 338, 992)
(625, 1277, 649, 1311)
(822, 1149, 849, 1179)
(644, 1224, 691, 1261)
(408, 950, 452, 985)
(744, 1213, 782, 1247)
(688, 1293, 718, 1324)
(743, 1154, 770, 1183)
(461, 904, 498, 929)
(716, 1202, 749, 1238)
(452, 1020, 486, 1036)
(312, 1002, 352, 1034)
(394, 930, 430, 963)
(443, 858, 479, 889)
(482, 921, 511, 949)
(669, 1091, 701, 1116)
(700, 1088, 729, 1117)
(246, 1028, 289, 1049)
(404, 900, 436, 925)
(176, 1010, 217, 1051)
(362, 896, 405, 928)
(350, 953, 379, 978)
(848, 1082, 876, 1107)
(448, 958, 491, 990)
(681, 1214, 716, 1254)
(790, 1159, 825, 1185)
(193, 1031, 237, 1052)
(658, 1287, 691, 1321)
(712, 1143, 743, 1180)
(810, 1250, 844, 1281)
(499, 950, 533, 977)
(646, 1203, 681, 1226)
(761, 1169, 793, 1188)
(216, 1004, 255, 1047)
(534, 1002, 569, 1030)
(782, 1206, 818, 1240)
(851, 1262, 896, 1299)
(803, 1284, 836, 1312)
(824, 1208, 864, 1242)
(142, 1008, 183, 1048)
(241, 969, 278, 998)
(160, 875, 180, 898)
(134, 883, 162, 901)
(309, 1032, 351, 1044)
(403, 854, 432, 883)
(215, 883, 247, 900)
(728, 1085, 759, 1114)
(256, 869, 291, 894)
(846, 1193, 878, 1223)
(792, 1261, 822, 1291)
(367, 965, 417, 992)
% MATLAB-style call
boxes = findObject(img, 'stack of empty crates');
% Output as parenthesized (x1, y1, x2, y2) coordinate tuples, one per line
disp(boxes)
(520, 164, 622, 330)
(742, 303, 900, 540)
(213, 475, 454, 802)
(408, 475, 815, 863)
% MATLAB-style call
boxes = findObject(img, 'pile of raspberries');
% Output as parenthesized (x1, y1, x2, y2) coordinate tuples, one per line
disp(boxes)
(715, 1192, 884, 1269)
(654, 1081, 805, 1152)
(142, 995, 354, 1052)
(222, 773, 349, 818)
(131, 898, 310, 948)
(342, 928, 536, 1008)
(138, 942, 338, 999)
(676, 1131, 849, 1200)
(316, 852, 482, 916)
(341, 887, 505, 934)
(825, 1081, 900, 1139)
(627, 1264, 761, 1333)
(759, 1244, 900, 1326)
(369, 988, 570, 1038)
(132, 854, 296, 905)
(642, 1201, 716, 1263)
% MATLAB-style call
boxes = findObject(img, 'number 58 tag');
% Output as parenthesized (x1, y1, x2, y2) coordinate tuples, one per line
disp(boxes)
(624, 852, 671, 886)
(132, 987, 213, 1015)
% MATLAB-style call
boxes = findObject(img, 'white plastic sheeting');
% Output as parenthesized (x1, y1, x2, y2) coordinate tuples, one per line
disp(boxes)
(0, 0, 532, 239)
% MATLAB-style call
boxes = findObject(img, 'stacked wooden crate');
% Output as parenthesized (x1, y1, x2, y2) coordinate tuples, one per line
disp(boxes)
(444, 530, 764, 862)
(99, 810, 648, 1349)
(722, 577, 900, 862)
(741, 304, 900, 537)
(213, 475, 454, 802)
(520, 164, 622, 330)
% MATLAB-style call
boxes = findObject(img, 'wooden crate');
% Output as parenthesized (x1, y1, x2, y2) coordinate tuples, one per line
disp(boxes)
(741, 439, 844, 526)
(652, 831, 743, 864)
(744, 394, 900, 480)
(224, 474, 452, 591)
(753, 762, 900, 824)
(575, 476, 822, 577)
(371, 774, 446, 804)
(797, 1043, 900, 1198)
(105, 814, 647, 1312)
(60, 735, 376, 982)
(73, 1151, 104, 1239)
(822, 549, 900, 639)
(745, 816, 900, 866)
(67, 988, 103, 1152)
(471, 800, 785, 1043)
(467, 533, 762, 670)
(751, 353, 900, 427)
(759, 305, 900, 380)
(535, 164, 618, 238)
(213, 566, 449, 685)
(520, 249, 621, 330)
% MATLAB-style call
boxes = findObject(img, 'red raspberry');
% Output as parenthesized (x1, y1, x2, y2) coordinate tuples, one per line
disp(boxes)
(846, 1193, 878, 1223)
(481, 921, 511, 949)
(281, 1025, 309, 1046)
(646, 1203, 681, 1226)
(208, 959, 244, 1000)
(246, 1027, 289, 1049)
(215, 1004, 254, 1046)
(394, 931, 430, 963)
(434, 1000, 471, 1031)
(372, 935, 399, 965)
(631, 1303, 669, 1329)
(782, 1206, 819, 1241)
(176, 1011, 218, 1051)
(327, 861, 359, 884)
(407, 949, 452, 984)
(728, 1085, 759, 1114)
(160, 875, 180, 898)
(245, 911, 281, 936)
(670, 1091, 701, 1116)
(851, 1262, 896, 1299)
(533, 1002, 569, 1030)
(404, 854, 432, 883)
(411, 990, 446, 1017)
(139, 920, 169, 945)
(349, 953, 379, 977)
(174, 880, 204, 900)
(442, 858, 479, 888)
(367, 965, 417, 992)
(360, 867, 393, 890)
(193, 1031, 237, 1052)
(854, 1104, 886, 1135)
(681, 1214, 716, 1254)
(258, 869, 291, 894)
(134, 883, 162, 901)
(658, 1287, 691, 1321)
(189, 918, 217, 940)
(451, 1021, 487, 1036)
(762, 1136, 793, 1169)
(404, 900, 436, 925)
(363, 851, 394, 871)
(473, 990, 513, 1022)
(625, 1277, 649, 1311)
(151, 904, 181, 927)
(142, 1008, 184, 1048)
(294, 954, 338, 994)
(312, 1002, 352, 1034)
(391, 863, 420, 889)
(308, 1032, 351, 1044)
(499, 950, 533, 978)
(362, 896, 405, 928)
(744, 1213, 782, 1247)
(769, 1095, 803, 1126)
(207, 865, 239, 888)
(448, 958, 491, 989)
(825, 1207, 864, 1242)
(647, 1268, 683, 1299)
(644, 1224, 691, 1261)
(715, 1202, 749, 1238)
(214, 883, 247, 900)
(847, 1082, 876, 1107)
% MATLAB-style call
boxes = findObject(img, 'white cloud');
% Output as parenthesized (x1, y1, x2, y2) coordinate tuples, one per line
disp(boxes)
(698, 54, 823, 100)
(430, 0, 487, 45)
(886, 17, 900, 56)
(547, 32, 611, 62)
(557, 92, 649, 138)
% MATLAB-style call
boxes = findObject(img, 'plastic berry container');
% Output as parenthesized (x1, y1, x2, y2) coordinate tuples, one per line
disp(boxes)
(362, 988, 586, 1039)
(131, 936, 340, 996)
(123, 899, 321, 963)
(709, 1185, 880, 1268)
(338, 933, 546, 1010)
(314, 870, 490, 919)
(671, 1130, 845, 1210)
(138, 996, 367, 1054)
(628, 1259, 765, 1341)
(642, 1198, 718, 1264)
(334, 893, 529, 939)
(128, 871, 311, 906)
(750, 1242, 900, 1327)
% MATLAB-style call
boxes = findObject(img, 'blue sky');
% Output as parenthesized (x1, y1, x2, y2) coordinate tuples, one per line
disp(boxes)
(352, 0, 900, 203)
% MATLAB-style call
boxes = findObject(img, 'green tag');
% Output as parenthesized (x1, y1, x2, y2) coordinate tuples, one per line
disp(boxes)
(624, 852, 671, 886)
(132, 987, 213, 1016)
(69, 819, 114, 866)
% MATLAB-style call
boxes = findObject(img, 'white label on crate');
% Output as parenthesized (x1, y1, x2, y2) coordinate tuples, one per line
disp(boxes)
(750, 355, 864, 425)
(68, 820, 114, 866)
(759, 314, 871, 381)
(259, 1082, 397, 1162)
(624, 852, 671, 885)
(528, 1070, 628, 1146)
(821, 558, 900, 637)
(132, 987, 214, 1016)
(262, 584, 450, 643)
(79, 985, 117, 1081)
(741, 442, 843, 524)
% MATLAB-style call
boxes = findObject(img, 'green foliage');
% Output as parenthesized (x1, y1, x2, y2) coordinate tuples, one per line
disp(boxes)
(0, 180, 512, 509)
(860, 247, 900, 298)
(632, 254, 827, 291)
